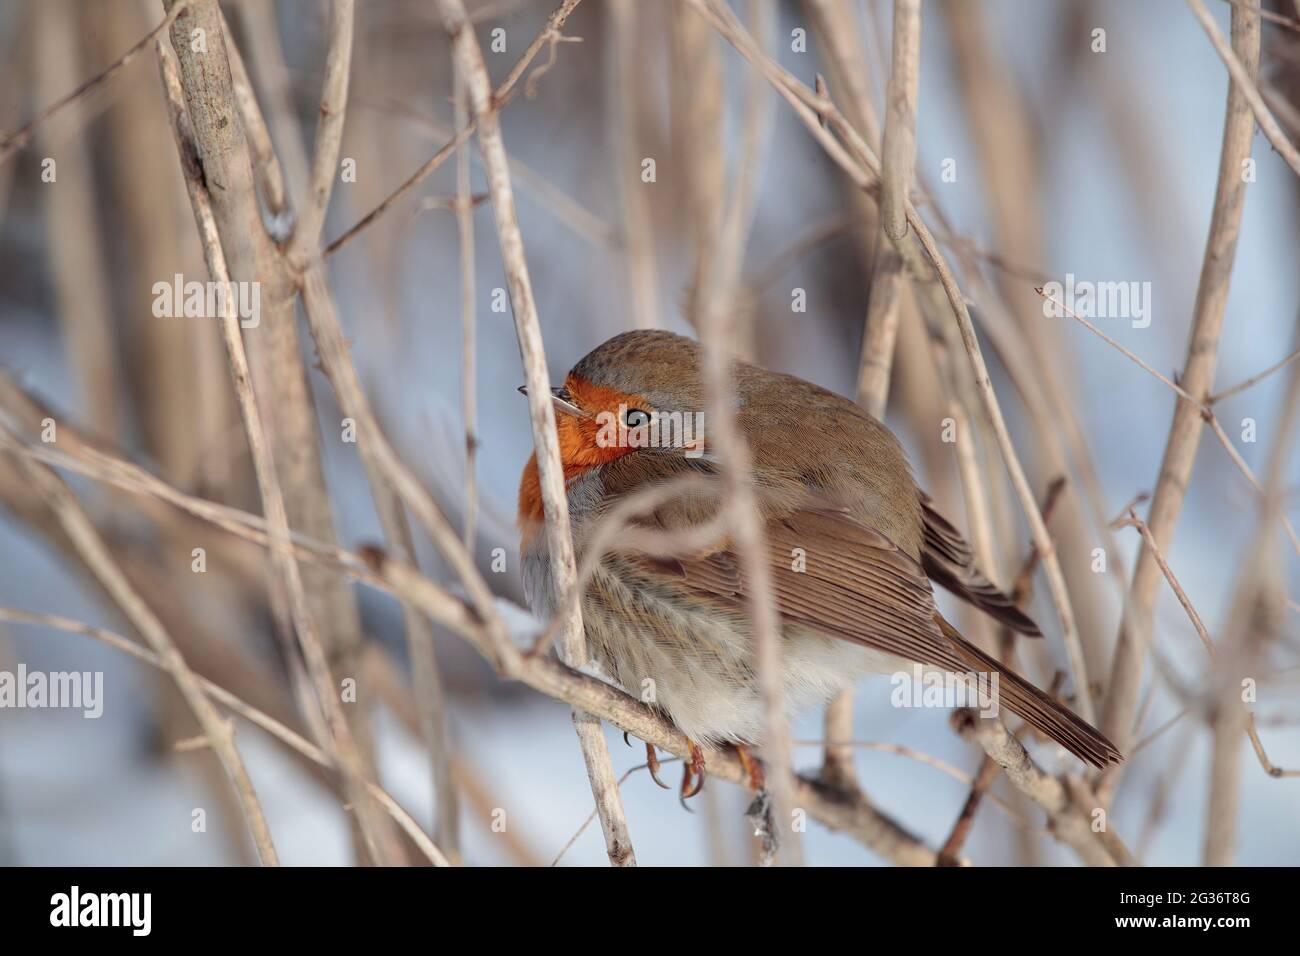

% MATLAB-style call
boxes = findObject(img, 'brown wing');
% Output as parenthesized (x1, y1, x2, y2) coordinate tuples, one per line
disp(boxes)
(919, 492, 1043, 637)
(660, 509, 953, 667)
(644, 507, 1120, 768)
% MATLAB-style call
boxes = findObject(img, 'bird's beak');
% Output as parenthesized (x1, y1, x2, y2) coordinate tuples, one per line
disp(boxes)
(518, 384, 587, 418)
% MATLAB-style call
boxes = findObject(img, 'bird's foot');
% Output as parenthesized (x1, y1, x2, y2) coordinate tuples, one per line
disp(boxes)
(735, 744, 766, 791)
(679, 739, 706, 808)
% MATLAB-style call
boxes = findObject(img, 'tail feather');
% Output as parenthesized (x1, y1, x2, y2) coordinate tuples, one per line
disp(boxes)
(935, 614, 1123, 769)
(921, 494, 1044, 638)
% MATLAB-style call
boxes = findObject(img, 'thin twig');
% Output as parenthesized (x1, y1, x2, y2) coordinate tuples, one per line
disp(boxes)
(936, 756, 998, 866)
(362, 646, 548, 864)
(1208, 344, 1300, 404)
(1112, 508, 1297, 781)
(937, 476, 1068, 865)
(549, 758, 680, 867)
(1039, 287, 1300, 558)
(290, 0, 354, 259)
(221, 8, 289, 225)
(880, 0, 919, 240)
(1111, 512, 1216, 657)
(0, 0, 192, 165)
(454, 69, 479, 556)
(608, 0, 660, 329)
(378, 100, 613, 246)
(1036, 287, 1199, 404)
(950, 710, 1133, 866)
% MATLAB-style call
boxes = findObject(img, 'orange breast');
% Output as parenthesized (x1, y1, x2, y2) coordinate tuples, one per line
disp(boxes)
(516, 375, 650, 535)
(517, 453, 545, 531)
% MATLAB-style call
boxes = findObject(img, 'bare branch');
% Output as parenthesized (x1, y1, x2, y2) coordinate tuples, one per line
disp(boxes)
(1208, 343, 1300, 404)
(290, 0, 355, 258)
(951, 710, 1132, 866)
(880, 0, 920, 240)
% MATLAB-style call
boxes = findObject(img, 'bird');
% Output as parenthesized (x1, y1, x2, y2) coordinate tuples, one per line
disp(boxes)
(517, 329, 1121, 796)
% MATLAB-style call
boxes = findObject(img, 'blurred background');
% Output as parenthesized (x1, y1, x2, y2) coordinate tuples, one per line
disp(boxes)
(0, 0, 1297, 865)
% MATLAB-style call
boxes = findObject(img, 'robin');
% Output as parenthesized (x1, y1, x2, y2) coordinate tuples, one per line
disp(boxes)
(518, 329, 1121, 797)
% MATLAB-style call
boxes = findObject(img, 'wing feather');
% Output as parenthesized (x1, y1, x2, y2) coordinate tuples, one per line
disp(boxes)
(919, 493, 1043, 637)
(635, 507, 1119, 767)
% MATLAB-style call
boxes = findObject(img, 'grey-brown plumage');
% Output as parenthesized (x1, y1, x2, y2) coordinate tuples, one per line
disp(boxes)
(519, 330, 1122, 768)
(919, 493, 1043, 637)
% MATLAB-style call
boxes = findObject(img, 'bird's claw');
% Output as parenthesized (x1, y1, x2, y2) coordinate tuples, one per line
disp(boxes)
(645, 742, 672, 790)
(679, 740, 706, 809)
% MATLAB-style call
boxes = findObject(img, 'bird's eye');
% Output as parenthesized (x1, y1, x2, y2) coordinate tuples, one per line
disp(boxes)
(624, 408, 651, 429)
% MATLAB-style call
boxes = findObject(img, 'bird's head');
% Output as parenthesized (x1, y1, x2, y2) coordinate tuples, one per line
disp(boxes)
(516, 331, 708, 531)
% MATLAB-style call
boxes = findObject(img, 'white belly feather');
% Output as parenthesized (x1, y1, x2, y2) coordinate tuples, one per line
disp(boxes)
(521, 535, 911, 747)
